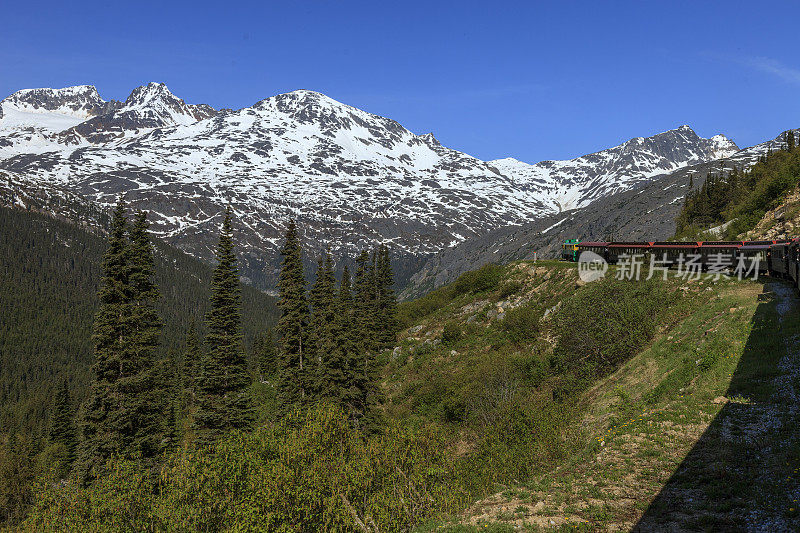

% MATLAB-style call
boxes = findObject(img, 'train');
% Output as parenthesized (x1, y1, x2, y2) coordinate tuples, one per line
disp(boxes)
(561, 238, 800, 291)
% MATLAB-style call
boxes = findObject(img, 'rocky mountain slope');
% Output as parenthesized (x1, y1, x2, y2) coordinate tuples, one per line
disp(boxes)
(744, 185, 800, 241)
(0, 83, 737, 289)
(402, 129, 799, 299)
(491, 125, 736, 212)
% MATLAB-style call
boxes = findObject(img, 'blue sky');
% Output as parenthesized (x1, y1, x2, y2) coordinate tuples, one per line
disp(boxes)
(2, 1, 798, 162)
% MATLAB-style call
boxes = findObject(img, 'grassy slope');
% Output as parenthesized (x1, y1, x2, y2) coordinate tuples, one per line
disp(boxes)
(386, 260, 581, 426)
(394, 262, 800, 531)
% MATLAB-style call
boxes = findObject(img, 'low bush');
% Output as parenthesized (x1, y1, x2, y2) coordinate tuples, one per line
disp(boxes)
(499, 303, 541, 344)
(451, 264, 504, 296)
(699, 351, 719, 371)
(441, 322, 462, 345)
(552, 278, 673, 377)
(397, 287, 454, 328)
(21, 405, 476, 532)
(498, 280, 524, 299)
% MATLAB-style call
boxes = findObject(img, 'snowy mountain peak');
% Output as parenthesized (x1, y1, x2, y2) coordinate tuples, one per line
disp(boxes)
(491, 124, 740, 213)
(1, 85, 106, 117)
(123, 82, 216, 121)
(709, 134, 739, 157)
(419, 132, 441, 147)
(58, 82, 216, 144)
(257, 89, 345, 114)
(125, 82, 178, 107)
(0, 85, 121, 146)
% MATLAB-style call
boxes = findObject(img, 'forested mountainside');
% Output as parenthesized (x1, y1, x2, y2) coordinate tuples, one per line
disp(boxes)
(402, 128, 800, 299)
(0, 205, 278, 437)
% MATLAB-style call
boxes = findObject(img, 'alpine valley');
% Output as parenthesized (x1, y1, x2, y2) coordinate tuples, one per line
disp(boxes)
(0, 82, 753, 290)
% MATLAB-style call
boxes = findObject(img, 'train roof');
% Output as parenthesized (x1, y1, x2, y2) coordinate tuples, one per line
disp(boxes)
(651, 241, 699, 248)
(699, 241, 744, 246)
(739, 244, 771, 251)
(577, 241, 609, 246)
(607, 242, 653, 247)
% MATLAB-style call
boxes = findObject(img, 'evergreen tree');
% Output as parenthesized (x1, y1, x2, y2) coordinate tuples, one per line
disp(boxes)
(49, 380, 76, 467)
(254, 329, 277, 382)
(183, 322, 201, 401)
(351, 250, 383, 430)
(374, 245, 399, 349)
(308, 250, 345, 401)
(124, 211, 165, 458)
(339, 264, 352, 307)
(353, 251, 378, 354)
(161, 402, 178, 452)
(194, 209, 253, 446)
(78, 198, 132, 481)
(788, 130, 796, 151)
(335, 264, 363, 418)
(276, 219, 310, 409)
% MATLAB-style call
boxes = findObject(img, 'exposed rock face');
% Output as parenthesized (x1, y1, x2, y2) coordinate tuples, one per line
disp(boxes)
(0, 83, 739, 289)
(745, 185, 800, 241)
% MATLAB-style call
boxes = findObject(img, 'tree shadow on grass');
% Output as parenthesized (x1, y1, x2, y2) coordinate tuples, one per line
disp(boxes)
(633, 281, 800, 532)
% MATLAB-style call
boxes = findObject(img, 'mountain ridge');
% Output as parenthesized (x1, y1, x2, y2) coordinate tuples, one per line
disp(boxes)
(0, 82, 741, 289)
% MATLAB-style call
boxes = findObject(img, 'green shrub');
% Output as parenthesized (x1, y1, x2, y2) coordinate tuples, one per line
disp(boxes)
(500, 303, 541, 344)
(441, 322, 462, 346)
(397, 287, 454, 328)
(498, 280, 524, 299)
(552, 278, 673, 377)
(22, 405, 476, 532)
(451, 264, 504, 296)
(699, 351, 719, 371)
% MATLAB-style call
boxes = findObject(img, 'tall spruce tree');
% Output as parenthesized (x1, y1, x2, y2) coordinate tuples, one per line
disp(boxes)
(78, 202, 166, 480)
(335, 264, 362, 418)
(78, 198, 131, 481)
(254, 329, 277, 382)
(351, 250, 384, 429)
(194, 209, 253, 446)
(50, 380, 77, 468)
(161, 402, 178, 452)
(124, 211, 165, 458)
(276, 219, 310, 409)
(308, 250, 346, 402)
(374, 244, 399, 349)
(353, 251, 378, 353)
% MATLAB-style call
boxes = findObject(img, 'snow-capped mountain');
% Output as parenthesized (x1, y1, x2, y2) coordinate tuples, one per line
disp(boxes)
(0, 83, 737, 288)
(490, 126, 738, 212)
